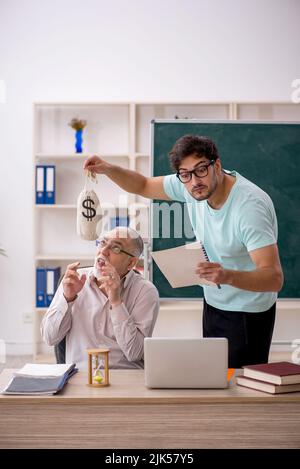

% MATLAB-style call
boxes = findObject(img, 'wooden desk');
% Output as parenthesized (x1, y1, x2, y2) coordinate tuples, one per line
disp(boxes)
(1, 369, 300, 449)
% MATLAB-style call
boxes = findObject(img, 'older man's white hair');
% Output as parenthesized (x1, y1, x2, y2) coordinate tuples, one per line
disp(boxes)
(110, 226, 144, 258)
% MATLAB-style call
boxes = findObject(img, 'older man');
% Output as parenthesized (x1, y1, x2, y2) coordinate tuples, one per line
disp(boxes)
(41, 227, 159, 369)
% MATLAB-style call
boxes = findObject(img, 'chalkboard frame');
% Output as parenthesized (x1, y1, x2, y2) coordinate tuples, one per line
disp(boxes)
(149, 119, 300, 301)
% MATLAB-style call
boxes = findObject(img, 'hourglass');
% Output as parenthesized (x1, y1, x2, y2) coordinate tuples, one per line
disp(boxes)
(87, 348, 110, 387)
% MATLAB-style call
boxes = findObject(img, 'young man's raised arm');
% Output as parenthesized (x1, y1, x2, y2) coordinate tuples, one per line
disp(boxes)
(83, 155, 170, 200)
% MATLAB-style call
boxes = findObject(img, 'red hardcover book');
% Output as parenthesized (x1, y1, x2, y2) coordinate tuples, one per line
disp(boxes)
(236, 376, 300, 394)
(243, 361, 300, 385)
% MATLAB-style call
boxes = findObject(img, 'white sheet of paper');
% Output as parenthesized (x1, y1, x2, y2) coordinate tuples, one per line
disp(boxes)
(14, 363, 75, 378)
(151, 241, 217, 288)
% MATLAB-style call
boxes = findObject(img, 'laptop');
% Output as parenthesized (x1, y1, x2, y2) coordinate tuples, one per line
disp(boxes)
(144, 337, 228, 389)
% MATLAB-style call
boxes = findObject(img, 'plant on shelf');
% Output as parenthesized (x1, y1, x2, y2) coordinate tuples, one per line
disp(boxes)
(68, 118, 87, 153)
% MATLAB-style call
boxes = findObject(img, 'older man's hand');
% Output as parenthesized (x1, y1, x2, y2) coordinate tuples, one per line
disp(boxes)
(99, 260, 122, 307)
(63, 262, 87, 303)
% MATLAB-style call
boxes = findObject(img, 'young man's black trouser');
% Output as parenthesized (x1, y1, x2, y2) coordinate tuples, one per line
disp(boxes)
(203, 298, 276, 368)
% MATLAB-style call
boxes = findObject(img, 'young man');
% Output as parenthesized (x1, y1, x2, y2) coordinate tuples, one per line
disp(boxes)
(41, 227, 159, 369)
(83, 135, 283, 368)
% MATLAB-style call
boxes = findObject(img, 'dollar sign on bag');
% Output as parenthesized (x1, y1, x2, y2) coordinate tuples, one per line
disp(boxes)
(82, 196, 96, 221)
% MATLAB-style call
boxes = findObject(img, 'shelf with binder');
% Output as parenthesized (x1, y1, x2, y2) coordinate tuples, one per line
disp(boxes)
(36, 266, 61, 308)
(35, 158, 131, 206)
(35, 165, 56, 204)
(35, 208, 135, 257)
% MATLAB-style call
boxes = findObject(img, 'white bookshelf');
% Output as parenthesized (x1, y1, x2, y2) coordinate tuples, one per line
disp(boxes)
(33, 101, 300, 360)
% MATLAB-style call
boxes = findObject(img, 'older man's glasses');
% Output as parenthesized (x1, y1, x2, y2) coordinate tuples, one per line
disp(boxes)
(96, 238, 135, 257)
(176, 160, 215, 183)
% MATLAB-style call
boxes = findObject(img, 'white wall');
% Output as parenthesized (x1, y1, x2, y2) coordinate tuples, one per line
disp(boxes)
(0, 0, 299, 354)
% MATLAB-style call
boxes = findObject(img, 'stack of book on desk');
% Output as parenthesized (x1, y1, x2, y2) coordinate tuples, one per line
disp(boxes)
(236, 361, 300, 394)
(1, 363, 77, 395)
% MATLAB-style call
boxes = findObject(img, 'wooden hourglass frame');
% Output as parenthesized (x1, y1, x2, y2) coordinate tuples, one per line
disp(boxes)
(87, 348, 110, 387)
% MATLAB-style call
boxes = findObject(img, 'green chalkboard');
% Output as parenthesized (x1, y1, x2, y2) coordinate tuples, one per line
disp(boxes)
(150, 120, 300, 299)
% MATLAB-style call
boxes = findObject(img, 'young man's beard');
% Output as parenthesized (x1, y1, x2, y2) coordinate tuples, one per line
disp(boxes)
(190, 178, 218, 201)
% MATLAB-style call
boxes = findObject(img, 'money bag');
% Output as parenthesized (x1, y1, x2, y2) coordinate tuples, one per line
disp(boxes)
(77, 173, 102, 241)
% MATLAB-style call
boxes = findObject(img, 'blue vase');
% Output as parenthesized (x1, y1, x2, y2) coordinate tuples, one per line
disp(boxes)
(75, 129, 83, 153)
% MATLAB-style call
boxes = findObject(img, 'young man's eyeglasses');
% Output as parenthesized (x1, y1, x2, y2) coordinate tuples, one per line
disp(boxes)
(96, 238, 135, 257)
(176, 160, 215, 184)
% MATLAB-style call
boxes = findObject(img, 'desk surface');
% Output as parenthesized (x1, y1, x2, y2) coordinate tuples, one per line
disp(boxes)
(1, 369, 300, 404)
(1, 369, 300, 448)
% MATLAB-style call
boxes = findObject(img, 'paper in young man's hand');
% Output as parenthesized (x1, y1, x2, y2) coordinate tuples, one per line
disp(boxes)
(151, 241, 217, 288)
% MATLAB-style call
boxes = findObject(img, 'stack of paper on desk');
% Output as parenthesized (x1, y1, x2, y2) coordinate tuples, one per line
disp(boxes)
(14, 363, 75, 378)
(151, 241, 217, 288)
(1, 363, 77, 395)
